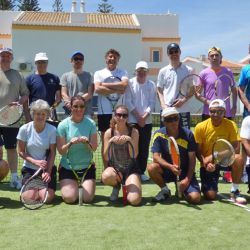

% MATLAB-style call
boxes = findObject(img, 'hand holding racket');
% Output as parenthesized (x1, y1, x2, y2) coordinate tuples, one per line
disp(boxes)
(67, 139, 93, 206)
(20, 167, 49, 210)
(172, 74, 201, 108)
(108, 141, 136, 205)
(0, 103, 23, 126)
(168, 136, 182, 198)
(212, 139, 235, 167)
(101, 76, 122, 112)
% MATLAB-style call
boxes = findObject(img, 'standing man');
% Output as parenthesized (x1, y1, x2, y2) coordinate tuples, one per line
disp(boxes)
(94, 49, 128, 167)
(125, 61, 156, 181)
(61, 51, 94, 117)
(194, 99, 246, 204)
(0, 48, 29, 189)
(196, 47, 237, 120)
(157, 43, 194, 128)
(25, 52, 61, 124)
(147, 107, 201, 204)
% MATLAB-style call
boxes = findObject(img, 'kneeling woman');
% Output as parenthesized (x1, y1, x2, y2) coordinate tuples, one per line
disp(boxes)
(17, 99, 57, 203)
(57, 96, 97, 204)
(102, 105, 141, 206)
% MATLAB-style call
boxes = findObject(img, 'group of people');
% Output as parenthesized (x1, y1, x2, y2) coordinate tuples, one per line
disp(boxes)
(0, 42, 250, 206)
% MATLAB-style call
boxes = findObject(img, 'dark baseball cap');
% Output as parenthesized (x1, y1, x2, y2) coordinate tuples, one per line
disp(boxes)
(167, 43, 180, 54)
(71, 51, 84, 59)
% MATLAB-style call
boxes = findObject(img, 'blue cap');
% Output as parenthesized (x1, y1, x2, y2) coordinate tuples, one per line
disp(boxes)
(167, 43, 180, 54)
(71, 51, 84, 59)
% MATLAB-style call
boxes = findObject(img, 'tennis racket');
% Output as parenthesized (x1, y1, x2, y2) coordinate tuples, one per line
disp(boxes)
(102, 76, 122, 113)
(20, 167, 48, 210)
(67, 140, 94, 206)
(172, 74, 201, 106)
(0, 104, 23, 126)
(168, 136, 181, 198)
(212, 139, 235, 167)
(214, 74, 234, 102)
(108, 141, 136, 205)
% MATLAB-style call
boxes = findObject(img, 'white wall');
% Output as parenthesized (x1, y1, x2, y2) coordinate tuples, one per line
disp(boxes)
(12, 29, 142, 78)
(0, 11, 21, 34)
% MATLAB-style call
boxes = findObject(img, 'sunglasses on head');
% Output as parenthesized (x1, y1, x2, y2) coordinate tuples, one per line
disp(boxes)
(169, 50, 179, 55)
(163, 115, 179, 123)
(115, 113, 128, 118)
(72, 105, 85, 109)
(209, 109, 224, 115)
(73, 57, 84, 61)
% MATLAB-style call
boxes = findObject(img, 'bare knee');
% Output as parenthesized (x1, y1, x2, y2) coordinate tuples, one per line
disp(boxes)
(204, 190, 217, 201)
(186, 192, 201, 204)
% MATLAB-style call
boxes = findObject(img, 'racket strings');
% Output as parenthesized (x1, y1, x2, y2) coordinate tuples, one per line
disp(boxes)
(0, 105, 23, 125)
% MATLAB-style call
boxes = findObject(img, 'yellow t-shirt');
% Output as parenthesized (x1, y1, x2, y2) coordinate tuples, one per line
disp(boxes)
(194, 118, 239, 157)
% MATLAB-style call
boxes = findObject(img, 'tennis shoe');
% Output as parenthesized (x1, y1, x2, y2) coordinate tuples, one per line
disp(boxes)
(10, 177, 22, 190)
(141, 174, 150, 182)
(152, 188, 171, 202)
(110, 186, 120, 201)
(230, 190, 247, 205)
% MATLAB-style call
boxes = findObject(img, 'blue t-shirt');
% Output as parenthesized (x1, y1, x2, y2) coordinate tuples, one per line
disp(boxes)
(57, 117, 97, 170)
(238, 64, 250, 117)
(151, 126, 197, 175)
(26, 73, 61, 106)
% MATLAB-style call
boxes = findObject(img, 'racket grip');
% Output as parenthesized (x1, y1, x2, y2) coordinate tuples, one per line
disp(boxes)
(79, 187, 83, 206)
(122, 185, 127, 206)
(176, 181, 182, 198)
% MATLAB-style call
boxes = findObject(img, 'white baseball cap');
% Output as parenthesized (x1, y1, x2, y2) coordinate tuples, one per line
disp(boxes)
(209, 99, 226, 109)
(161, 107, 179, 118)
(135, 61, 149, 70)
(34, 52, 48, 62)
(0, 47, 13, 55)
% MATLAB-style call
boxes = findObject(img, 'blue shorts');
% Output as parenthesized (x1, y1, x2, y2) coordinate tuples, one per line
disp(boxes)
(162, 168, 200, 194)
(0, 127, 19, 149)
(21, 166, 57, 191)
(59, 164, 96, 181)
(200, 166, 231, 192)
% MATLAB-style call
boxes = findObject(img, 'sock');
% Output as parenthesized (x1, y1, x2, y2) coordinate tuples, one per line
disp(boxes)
(11, 172, 18, 180)
(231, 183, 239, 192)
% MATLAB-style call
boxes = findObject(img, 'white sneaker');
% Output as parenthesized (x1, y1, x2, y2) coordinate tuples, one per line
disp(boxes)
(10, 177, 22, 190)
(152, 188, 171, 202)
(110, 186, 120, 201)
(241, 172, 248, 184)
(141, 174, 150, 182)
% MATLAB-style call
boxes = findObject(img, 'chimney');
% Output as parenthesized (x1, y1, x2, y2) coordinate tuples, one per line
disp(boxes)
(80, 1, 85, 13)
(71, 0, 77, 13)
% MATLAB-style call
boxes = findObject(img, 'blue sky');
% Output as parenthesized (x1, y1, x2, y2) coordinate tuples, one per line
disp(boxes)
(39, 0, 250, 62)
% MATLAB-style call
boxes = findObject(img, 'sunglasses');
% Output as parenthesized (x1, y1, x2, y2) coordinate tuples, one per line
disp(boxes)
(73, 57, 84, 61)
(164, 115, 179, 123)
(209, 109, 224, 115)
(208, 47, 221, 53)
(72, 105, 85, 109)
(169, 50, 179, 55)
(136, 68, 148, 72)
(115, 113, 128, 118)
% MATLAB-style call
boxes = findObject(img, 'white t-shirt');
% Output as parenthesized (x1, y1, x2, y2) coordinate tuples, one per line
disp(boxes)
(240, 116, 250, 164)
(17, 122, 56, 170)
(125, 77, 156, 124)
(157, 63, 193, 113)
(94, 67, 128, 114)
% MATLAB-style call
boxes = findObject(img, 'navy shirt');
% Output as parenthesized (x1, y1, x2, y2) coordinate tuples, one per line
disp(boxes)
(151, 126, 197, 175)
(26, 73, 61, 106)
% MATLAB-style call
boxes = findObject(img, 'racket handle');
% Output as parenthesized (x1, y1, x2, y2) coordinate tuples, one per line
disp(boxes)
(122, 185, 127, 206)
(79, 187, 83, 206)
(176, 181, 182, 199)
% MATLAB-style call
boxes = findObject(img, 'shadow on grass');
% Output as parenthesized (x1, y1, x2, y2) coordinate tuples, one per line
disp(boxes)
(0, 197, 22, 209)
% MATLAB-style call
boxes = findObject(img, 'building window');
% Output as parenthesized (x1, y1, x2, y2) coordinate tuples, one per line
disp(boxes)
(150, 47, 162, 62)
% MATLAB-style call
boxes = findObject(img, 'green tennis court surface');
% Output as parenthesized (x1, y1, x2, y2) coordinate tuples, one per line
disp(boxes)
(0, 181, 249, 250)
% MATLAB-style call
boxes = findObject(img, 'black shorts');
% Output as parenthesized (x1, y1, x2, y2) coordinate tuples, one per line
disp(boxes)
(21, 166, 57, 191)
(97, 114, 112, 132)
(108, 160, 141, 182)
(59, 164, 96, 181)
(0, 127, 19, 149)
(0, 135, 3, 146)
